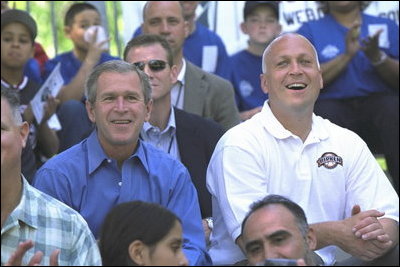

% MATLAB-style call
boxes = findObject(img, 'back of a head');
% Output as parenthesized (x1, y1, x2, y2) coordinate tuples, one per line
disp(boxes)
(99, 201, 180, 266)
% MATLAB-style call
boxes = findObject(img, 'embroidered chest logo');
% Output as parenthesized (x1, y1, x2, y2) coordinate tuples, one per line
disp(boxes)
(317, 152, 343, 169)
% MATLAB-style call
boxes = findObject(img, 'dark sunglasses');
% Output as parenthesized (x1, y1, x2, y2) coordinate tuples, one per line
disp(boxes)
(133, 60, 168, 72)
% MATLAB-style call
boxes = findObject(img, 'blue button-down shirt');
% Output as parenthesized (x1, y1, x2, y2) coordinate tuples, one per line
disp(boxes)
(33, 130, 211, 266)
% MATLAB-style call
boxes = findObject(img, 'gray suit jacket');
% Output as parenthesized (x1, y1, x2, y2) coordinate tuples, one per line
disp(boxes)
(184, 61, 240, 130)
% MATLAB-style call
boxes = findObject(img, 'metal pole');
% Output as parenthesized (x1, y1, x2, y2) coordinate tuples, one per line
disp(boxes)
(50, 1, 58, 55)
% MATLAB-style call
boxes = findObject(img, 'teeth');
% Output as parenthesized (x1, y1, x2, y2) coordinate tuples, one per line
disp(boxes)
(112, 120, 130, 124)
(287, 83, 306, 89)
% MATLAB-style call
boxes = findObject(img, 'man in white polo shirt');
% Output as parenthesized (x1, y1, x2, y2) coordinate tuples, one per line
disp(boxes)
(206, 33, 399, 266)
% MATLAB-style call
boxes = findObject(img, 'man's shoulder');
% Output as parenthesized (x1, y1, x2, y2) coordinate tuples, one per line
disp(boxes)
(186, 61, 232, 87)
(25, 182, 87, 225)
(175, 108, 225, 139)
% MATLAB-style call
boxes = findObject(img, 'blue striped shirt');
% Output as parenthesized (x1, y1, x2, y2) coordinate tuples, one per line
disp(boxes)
(1, 177, 101, 266)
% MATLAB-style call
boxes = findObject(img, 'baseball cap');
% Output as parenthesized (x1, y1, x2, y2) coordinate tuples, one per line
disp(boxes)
(1, 9, 37, 41)
(243, 1, 279, 20)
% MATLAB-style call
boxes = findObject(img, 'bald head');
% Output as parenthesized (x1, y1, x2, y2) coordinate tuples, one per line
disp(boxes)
(262, 33, 320, 74)
(143, 1, 184, 21)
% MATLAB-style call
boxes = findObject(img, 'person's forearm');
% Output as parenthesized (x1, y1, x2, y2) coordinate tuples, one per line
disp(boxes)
(321, 53, 353, 86)
(57, 59, 98, 103)
(373, 58, 399, 90)
(311, 221, 345, 250)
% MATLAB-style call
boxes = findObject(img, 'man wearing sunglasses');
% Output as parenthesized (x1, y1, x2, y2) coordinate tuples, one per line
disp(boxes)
(141, 1, 240, 131)
(124, 33, 225, 249)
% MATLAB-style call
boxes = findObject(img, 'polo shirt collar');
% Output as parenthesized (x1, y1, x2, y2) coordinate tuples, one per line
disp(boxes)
(260, 100, 329, 142)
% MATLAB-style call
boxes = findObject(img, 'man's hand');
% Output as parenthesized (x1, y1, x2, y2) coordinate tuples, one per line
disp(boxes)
(4, 240, 60, 266)
(339, 205, 393, 261)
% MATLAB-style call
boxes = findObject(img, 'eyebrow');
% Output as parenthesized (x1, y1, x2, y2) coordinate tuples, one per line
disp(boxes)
(245, 229, 291, 251)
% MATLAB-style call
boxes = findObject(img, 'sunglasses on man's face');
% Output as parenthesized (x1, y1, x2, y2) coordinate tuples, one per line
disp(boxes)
(133, 60, 168, 72)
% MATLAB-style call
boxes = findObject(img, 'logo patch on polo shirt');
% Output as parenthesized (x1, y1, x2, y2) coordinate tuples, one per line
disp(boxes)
(317, 152, 343, 169)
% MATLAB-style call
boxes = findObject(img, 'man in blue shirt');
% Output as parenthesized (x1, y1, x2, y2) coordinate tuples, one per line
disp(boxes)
(230, 1, 282, 121)
(297, 1, 399, 194)
(33, 60, 211, 266)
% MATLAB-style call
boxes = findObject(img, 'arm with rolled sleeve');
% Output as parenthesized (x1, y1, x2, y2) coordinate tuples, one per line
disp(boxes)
(168, 165, 212, 266)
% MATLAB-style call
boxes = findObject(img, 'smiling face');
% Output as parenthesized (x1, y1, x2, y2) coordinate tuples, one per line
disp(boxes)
(86, 71, 152, 154)
(261, 34, 323, 115)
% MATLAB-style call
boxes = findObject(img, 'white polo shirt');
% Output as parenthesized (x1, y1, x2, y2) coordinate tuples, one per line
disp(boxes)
(206, 100, 399, 265)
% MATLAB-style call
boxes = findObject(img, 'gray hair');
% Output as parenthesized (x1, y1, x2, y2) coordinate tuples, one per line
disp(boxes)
(85, 60, 152, 105)
(262, 33, 320, 74)
(241, 194, 310, 239)
(1, 86, 23, 125)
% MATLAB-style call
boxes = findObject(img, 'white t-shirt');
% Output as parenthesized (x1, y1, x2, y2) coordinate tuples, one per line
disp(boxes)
(206, 101, 399, 265)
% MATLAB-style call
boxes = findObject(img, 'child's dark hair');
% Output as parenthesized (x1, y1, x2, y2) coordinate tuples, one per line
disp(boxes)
(99, 200, 181, 266)
(64, 3, 98, 26)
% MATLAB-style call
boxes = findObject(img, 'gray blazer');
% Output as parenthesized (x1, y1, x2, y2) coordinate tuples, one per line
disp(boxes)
(184, 61, 240, 130)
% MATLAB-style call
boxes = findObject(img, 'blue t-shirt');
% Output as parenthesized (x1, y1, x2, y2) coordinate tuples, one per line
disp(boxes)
(297, 13, 399, 99)
(33, 130, 211, 266)
(134, 22, 231, 80)
(230, 50, 267, 112)
(43, 51, 120, 85)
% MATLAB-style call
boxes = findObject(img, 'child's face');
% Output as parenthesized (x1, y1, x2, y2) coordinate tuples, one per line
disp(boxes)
(1, 22, 34, 69)
(241, 6, 281, 46)
(65, 9, 101, 51)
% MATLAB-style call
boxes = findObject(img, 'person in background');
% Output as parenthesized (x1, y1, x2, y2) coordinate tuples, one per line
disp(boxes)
(1, 87, 101, 266)
(230, 1, 281, 121)
(297, 1, 399, 194)
(206, 33, 398, 266)
(179, 1, 232, 80)
(1, 9, 59, 182)
(44, 2, 119, 152)
(34, 60, 211, 266)
(100, 200, 188, 266)
(124, 34, 224, 245)
(141, 1, 240, 131)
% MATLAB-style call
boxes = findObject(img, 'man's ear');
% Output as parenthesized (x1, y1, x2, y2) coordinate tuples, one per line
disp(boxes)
(85, 100, 96, 123)
(144, 99, 153, 122)
(19, 121, 30, 149)
(260, 73, 269, 94)
(128, 240, 147, 266)
(306, 227, 317, 251)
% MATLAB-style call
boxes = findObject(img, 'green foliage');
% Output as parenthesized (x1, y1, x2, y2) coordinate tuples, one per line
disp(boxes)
(8, 1, 123, 59)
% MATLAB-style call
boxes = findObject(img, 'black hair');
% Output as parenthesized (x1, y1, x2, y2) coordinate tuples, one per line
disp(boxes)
(99, 201, 181, 266)
(64, 2, 99, 26)
(241, 194, 309, 238)
(123, 34, 174, 67)
(317, 1, 371, 14)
